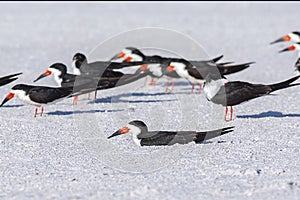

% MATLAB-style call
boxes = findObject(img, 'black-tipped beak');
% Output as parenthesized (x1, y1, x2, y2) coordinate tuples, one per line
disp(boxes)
(270, 37, 285, 45)
(33, 70, 51, 82)
(278, 45, 295, 53)
(110, 54, 119, 61)
(278, 47, 290, 53)
(0, 93, 14, 107)
(107, 130, 121, 139)
(110, 52, 125, 61)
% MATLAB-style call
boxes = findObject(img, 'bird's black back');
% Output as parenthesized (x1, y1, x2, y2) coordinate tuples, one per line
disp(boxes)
(211, 81, 271, 106)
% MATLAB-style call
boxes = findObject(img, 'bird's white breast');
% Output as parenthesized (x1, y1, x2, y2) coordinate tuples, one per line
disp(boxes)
(72, 61, 81, 75)
(13, 89, 42, 106)
(203, 78, 228, 100)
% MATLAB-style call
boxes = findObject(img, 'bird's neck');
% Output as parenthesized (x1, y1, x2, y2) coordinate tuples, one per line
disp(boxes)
(203, 78, 227, 100)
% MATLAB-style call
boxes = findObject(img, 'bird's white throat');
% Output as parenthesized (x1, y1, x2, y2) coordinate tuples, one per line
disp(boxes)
(127, 124, 142, 146)
(203, 78, 228, 100)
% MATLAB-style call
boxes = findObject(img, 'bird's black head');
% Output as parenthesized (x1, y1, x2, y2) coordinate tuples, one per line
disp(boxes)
(128, 120, 148, 132)
(107, 120, 148, 139)
(127, 47, 145, 59)
(73, 53, 87, 62)
(11, 84, 31, 91)
(49, 63, 67, 75)
(292, 31, 300, 37)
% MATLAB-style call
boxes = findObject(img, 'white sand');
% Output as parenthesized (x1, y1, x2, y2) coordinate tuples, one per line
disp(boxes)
(0, 3, 299, 199)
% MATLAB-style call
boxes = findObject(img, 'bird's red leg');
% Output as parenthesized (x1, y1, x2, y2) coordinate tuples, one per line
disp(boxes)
(230, 106, 233, 121)
(190, 83, 195, 94)
(34, 107, 38, 118)
(73, 96, 78, 105)
(150, 78, 156, 86)
(40, 107, 44, 117)
(143, 77, 148, 86)
(165, 81, 169, 92)
(224, 107, 228, 121)
(196, 83, 202, 94)
(94, 90, 97, 100)
(87, 93, 91, 100)
(170, 81, 175, 92)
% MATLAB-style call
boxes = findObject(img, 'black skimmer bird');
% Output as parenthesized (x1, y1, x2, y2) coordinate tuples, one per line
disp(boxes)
(33, 63, 98, 104)
(34, 63, 148, 104)
(107, 120, 234, 146)
(111, 47, 181, 91)
(72, 52, 137, 77)
(271, 31, 300, 44)
(114, 47, 253, 92)
(278, 43, 300, 73)
(0, 84, 72, 118)
(203, 75, 300, 121)
(166, 58, 254, 93)
(0, 72, 22, 87)
(34, 62, 150, 101)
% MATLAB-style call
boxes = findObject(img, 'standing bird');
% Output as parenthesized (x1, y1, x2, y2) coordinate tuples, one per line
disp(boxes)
(108, 120, 234, 146)
(166, 58, 254, 93)
(113, 47, 253, 92)
(34, 63, 149, 104)
(34, 63, 99, 104)
(0, 84, 72, 118)
(278, 43, 300, 73)
(270, 31, 300, 44)
(203, 75, 300, 121)
(111, 47, 182, 90)
(0, 72, 22, 87)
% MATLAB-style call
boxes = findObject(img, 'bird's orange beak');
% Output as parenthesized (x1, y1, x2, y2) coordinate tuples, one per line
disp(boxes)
(271, 34, 292, 44)
(279, 45, 296, 53)
(0, 92, 14, 107)
(283, 35, 291, 41)
(107, 126, 130, 139)
(140, 64, 148, 71)
(167, 65, 175, 72)
(118, 52, 125, 58)
(120, 126, 130, 134)
(125, 56, 132, 62)
(33, 70, 52, 82)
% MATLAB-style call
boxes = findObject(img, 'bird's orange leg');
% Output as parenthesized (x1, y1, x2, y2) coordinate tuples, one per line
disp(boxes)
(73, 96, 78, 105)
(34, 107, 38, 118)
(190, 83, 195, 94)
(150, 78, 156, 86)
(196, 83, 202, 94)
(40, 107, 44, 117)
(94, 90, 97, 100)
(230, 106, 233, 121)
(170, 81, 175, 92)
(165, 81, 169, 92)
(143, 77, 148, 86)
(224, 107, 228, 121)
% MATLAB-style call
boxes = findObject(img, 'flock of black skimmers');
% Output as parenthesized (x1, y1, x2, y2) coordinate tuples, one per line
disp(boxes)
(0, 32, 299, 146)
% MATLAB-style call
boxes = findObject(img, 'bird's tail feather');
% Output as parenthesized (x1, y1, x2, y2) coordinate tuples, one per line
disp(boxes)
(195, 126, 234, 143)
(219, 62, 254, 75)
(269, 75, 300, 92)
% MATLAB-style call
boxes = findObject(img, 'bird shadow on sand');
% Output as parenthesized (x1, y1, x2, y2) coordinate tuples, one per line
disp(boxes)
(237, 111, 300, 119)
(91, 92, 177, 104)
(47, 109, 124, 116)
(1, 104, 24, 108)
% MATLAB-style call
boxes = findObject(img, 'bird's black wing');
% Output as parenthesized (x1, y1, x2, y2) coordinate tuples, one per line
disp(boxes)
(195, 126, 234, 143)
(29, 87, 72, 104)
(139, 131, 197, 146)
(187, 67, 204, 79)
(211, 81, 271, 106)
(217, 62, 254, 75)
(0, 72, 22, 87)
